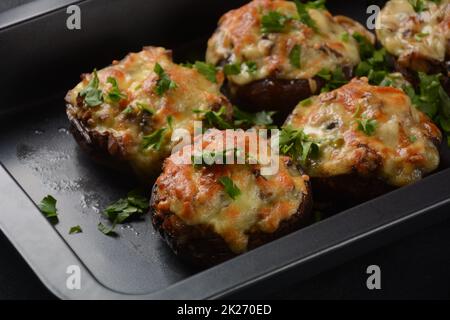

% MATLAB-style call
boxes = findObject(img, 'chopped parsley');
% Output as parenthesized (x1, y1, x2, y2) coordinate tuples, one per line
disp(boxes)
(219, 176, 241, 200)
(136, 102, 155, 115)
(261, 11, 290, 34)
(300, 98, 313, 107)
(341, 32, 350, 42)
(80, 70, 103, 107)
(316, 67, 347, 92)
(38, 195, 59, 224)
(98, 190, 149, 236)
(154, 63, 177, 96)
(233, 106, 275, 128)
(223, 62, 258, 76)
(289, 44, 302, 68)
(279, 127, 319, 163)
(97, 223, 117, 237)
(69, 226, 83, 234)
(106, 77, 127, 103)
(194, 61, 218, 83)
(353, 33, 390, 85)
(294, 0, 325, 32)
(356, 118, 377, 136)
(142, 127, 167, 151)
(201, 106, 234, 130)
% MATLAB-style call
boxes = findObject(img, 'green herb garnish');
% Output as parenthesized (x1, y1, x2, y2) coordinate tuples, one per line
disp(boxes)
(136, 102, 155, 115)
(69, 226, 83, 234)
(100, 190, 149, 236)
(38, 195, 59, 224)
(219, 176, 241, 200)
(317, 67, 347, 92)
(142, 127, 167, 151)
(289, 44, 302, 68)
(233, 106, 275, 128)
(356, 118, 377, 136)
(294, 0, 325, 32)
(194, 61, 218, 83)
(279, 127, 319, 163)
(154, 62, 177, 96)
(80, 70, 103, 107)
(97, 223, 117, 237)
(107, 77, 127, 103)
(202, 106, 234, 130)
(224, 62, 257, 76)
(261, 11, 290, 34)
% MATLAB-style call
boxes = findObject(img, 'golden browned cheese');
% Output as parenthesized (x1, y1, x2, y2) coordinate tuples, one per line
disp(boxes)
(65, 47, 230, 178)
(376, 0, 450, 65)
(206, 0, 367, 86)
(155, 130, 310, 253)
(285, 78, 442, 187)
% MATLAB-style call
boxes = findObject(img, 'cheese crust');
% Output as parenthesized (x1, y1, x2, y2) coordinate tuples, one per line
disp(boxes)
(376, 0, 450, 69)
(65, 47, 231, 179)
(152, 130, 312, 255)
(206, 0, 366, 86)
(285, 77, 442, 187)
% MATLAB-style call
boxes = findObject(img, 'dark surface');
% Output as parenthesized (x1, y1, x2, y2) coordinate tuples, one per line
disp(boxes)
(0, 0, 449, 300)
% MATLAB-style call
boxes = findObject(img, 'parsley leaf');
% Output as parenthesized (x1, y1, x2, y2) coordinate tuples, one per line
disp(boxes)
(294, 0, 324, 32)
(289, 44, 302, 68)
(317, 67, 347, 92)
(202, 106, 234, 130)
(219, 176, 241, 200)
(279, 127, 319, 163)
(80, 70, 103, 107)
(38, 195, 59, 224)
(136, 102, 155, 115)
(224, 63, 241, 76)
(106, 77, 127, 103)
(97, 223, 117, 237)
(233, 106, 275, 128)
(69, 226, 82, 234)
(142, 127, 167, 151)
(261, 11, 290, 34)
(356, 118, 377, 136)
(154, 63, 177, 96)
(102, 190, 149, 231)
(408, 0, 427, 12)
(194, 61, 218, 83)
(224, 62, 258, 76)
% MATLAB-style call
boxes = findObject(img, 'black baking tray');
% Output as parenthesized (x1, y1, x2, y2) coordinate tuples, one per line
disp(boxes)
(0, 0, 449, 300)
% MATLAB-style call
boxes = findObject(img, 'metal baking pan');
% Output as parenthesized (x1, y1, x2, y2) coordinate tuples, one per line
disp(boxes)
(0, 0, 449, 300)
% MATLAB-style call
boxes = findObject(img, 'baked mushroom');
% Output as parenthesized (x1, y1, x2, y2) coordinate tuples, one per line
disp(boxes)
(150, 129, 313, 267)
(376, 0, 449, 76)
(283, 77, 442, 203)
(206, 0, 373, 118)
(65, 47, 232, 180)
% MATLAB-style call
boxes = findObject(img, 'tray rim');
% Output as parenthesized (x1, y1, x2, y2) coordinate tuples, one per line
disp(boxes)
(1, 0, 450, 300)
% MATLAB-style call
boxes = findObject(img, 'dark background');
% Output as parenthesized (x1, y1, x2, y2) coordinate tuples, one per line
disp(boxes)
(0, 0, 449, 300)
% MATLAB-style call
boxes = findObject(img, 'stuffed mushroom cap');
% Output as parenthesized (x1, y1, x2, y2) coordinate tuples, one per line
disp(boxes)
(206, 0, 372, 111)
(284, 77, 442, 200)
(376, 0, 450, 74)
(151, 129, 313, 266)
(65, 47, 232, 180)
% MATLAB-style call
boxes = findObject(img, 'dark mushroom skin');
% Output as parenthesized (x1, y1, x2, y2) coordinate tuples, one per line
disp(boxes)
(206, 0, 373, 118)
(65, 47, 232, 181)
(284, 77, 442, 204)
(376, 0, 449, 78)
(150, 130, 313, 267)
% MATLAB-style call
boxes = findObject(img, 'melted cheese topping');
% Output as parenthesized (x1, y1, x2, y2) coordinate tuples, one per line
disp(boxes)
(155, 130, 309, 253)
(65, 47, 230, 177)
(285, 78, 442, 187)
(206, 0, 364, 86)
(376, 0, 450, 63)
